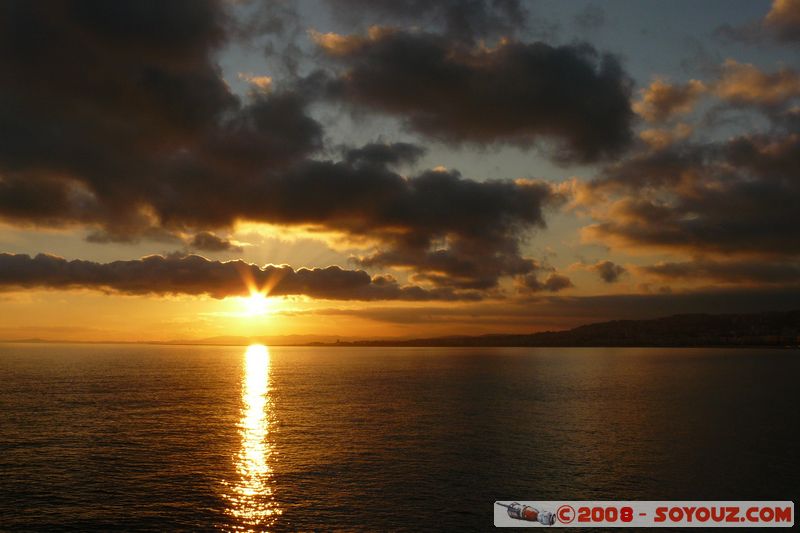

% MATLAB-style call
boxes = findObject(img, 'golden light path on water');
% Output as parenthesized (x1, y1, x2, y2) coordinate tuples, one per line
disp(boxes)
(224, 344, 281, 530)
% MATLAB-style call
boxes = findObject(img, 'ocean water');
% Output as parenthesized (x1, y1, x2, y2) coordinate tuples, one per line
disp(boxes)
(0, 344, 797, 531)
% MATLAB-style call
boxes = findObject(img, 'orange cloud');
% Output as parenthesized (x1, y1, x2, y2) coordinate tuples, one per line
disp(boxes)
(716, 59, 800, 106)
(308, 26, 393, 55)
(237, 72, 273, 92)
(765, 0, 800, 43)
(639, 122, 693, 150)
(633, 78, 707, 122)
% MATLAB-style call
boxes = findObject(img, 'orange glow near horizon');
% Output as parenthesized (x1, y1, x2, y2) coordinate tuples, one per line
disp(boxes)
(0, 288, 588, 342)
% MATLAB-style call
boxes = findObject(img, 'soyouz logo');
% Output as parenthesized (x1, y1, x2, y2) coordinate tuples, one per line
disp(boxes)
(494, 501, 794, 528)
(495, 502, 555, 525)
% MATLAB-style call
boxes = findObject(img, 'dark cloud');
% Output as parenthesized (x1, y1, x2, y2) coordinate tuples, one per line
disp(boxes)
(85, 227, 184, 245)
(519, 271, 574, 293)
(324, 0, 529, 43)
(640, 258, 800, 284)
(581, 128, 800, 259)
(135, 156, 559, 292)
(105, 150, 559, 291)
(316, 29, 635, 162)
(189, 232, 243, 253)
(590, 260, 627, 283)
(575, 60, 800, 275)
(0, 2, 565, 293)
(343, 142, 426, 168)
(0, 0, 321, 237)
(340, 170, 560, 290)
(298, 288, 800, 329)
(529, 273, 573, 292)
(358, 245, 533, 291)
(0, 253, 479, 301)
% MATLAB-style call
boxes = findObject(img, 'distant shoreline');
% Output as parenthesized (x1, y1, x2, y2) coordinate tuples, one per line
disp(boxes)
(3, 310, 798, 349)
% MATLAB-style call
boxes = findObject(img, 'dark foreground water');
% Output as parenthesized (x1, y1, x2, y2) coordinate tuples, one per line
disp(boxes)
(0, 344, 797, 531)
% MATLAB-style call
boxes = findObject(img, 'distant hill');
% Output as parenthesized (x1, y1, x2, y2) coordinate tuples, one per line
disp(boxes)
(317, 310, 800, 348)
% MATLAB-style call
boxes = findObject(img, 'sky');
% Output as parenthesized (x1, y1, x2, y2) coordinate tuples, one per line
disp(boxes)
(1, 0, 799, 342)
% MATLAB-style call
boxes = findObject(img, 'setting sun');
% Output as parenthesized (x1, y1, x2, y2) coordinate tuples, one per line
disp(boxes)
(243, 292, 272, 317)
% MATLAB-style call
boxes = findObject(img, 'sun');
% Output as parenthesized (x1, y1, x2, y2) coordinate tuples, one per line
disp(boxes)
(242, 292, 273, 317)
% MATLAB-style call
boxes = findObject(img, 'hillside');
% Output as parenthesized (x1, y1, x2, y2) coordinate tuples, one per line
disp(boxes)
(319, 310, 800, 347)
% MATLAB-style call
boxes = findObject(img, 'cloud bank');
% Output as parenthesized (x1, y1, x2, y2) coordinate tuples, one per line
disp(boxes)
(316, 28, 635, 162)
(0, 253, 479, 301)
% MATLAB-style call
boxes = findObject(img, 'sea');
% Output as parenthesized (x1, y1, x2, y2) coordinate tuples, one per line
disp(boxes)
(0, 344, 797, 531)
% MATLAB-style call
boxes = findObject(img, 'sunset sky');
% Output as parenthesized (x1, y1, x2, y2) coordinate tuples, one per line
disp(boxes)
(1, 0, 799, 342)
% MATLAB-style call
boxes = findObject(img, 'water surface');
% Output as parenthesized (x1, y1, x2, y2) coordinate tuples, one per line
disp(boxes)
(1, 344, 797, 530)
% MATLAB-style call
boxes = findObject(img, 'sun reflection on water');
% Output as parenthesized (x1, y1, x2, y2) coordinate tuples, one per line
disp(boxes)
(223, 344, 281, 530)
